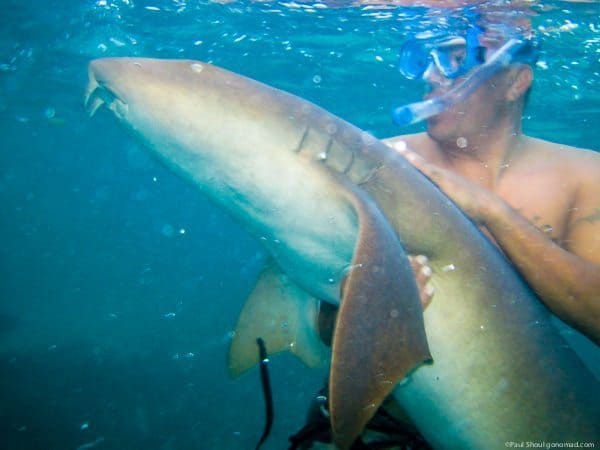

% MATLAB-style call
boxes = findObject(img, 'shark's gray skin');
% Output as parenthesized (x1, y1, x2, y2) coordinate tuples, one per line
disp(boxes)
(85, 58, 599, 450)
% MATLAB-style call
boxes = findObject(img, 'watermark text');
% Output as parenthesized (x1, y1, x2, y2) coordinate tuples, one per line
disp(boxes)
(505, 442, 595, 449)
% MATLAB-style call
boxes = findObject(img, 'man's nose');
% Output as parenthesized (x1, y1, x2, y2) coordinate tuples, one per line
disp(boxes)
(422, 61, 453, 92)
(423, 61, 449, 86)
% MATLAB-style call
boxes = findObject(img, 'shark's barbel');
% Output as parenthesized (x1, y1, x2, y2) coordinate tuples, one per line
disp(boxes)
(85, 58, 599, 449)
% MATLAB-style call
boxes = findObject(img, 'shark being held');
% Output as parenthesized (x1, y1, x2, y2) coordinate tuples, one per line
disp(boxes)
(85, 58, 599, 450)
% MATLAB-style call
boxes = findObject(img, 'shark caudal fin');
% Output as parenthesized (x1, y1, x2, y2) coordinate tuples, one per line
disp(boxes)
(228, 263, 329, 377)
(329, 187, 432, 450)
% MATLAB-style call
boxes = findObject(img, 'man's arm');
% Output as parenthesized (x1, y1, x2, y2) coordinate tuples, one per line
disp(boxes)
(396, 147, 600, 345)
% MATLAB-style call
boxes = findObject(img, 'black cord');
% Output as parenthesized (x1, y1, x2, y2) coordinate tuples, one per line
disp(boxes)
(255, 337, 274, 450)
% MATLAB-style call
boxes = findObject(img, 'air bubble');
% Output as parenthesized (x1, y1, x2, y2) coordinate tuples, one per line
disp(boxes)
(442, 264, 456, 272)
(190, 63, 204, 73)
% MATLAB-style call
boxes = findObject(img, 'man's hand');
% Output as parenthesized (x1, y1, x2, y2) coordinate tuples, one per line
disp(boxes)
(396, 146, 497, 224)
(409, 254, 435, 310)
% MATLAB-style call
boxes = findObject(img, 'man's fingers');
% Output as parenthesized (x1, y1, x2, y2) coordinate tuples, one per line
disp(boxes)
(408, 254, 435, 310)
(395, 145, 444, 182)
(396, 145, 425, 167)
(421, 284, 434, 310)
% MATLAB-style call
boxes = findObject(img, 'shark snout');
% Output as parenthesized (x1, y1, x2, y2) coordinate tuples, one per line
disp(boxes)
(84, 58, 144, 118)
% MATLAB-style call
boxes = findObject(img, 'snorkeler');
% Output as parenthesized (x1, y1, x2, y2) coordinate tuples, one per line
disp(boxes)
(386, 17, 600, 345)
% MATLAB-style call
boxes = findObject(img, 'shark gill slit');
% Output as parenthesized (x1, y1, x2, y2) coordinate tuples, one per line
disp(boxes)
(341, 148, 355, 175)
(293, 125, 310, 154)
(321, 135, 333, 160)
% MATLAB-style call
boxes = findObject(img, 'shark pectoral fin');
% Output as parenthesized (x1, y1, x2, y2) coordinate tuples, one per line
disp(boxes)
(228, 263, 329, 378)
(329, 193, 432, 450)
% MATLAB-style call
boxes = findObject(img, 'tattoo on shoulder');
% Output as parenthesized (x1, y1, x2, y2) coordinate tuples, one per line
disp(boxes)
(573, 208, 600, 226)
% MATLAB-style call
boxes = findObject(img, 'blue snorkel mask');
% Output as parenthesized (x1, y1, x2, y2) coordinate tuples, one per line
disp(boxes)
(399, 24, 485, 80)
(393, 25, 540, 126)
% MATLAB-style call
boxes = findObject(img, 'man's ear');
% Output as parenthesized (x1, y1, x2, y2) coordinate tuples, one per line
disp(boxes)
(506, 66, 533, 102)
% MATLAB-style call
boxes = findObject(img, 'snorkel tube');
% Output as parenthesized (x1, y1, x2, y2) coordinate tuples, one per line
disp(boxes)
(393, 38, 534, 126)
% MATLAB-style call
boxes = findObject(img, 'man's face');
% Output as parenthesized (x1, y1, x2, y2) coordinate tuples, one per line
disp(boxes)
(423, 42, 512, 146)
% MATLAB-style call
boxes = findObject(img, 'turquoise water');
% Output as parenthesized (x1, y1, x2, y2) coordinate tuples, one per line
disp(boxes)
(0, 1, 598, 449)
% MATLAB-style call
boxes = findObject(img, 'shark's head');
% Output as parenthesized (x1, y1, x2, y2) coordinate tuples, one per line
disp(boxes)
(86, 58, 251, 119)
(87, 59, 223, 156)
(83, 58, 359, 263)
(89, 58, 315, 164)
(84, 57, 315, 192)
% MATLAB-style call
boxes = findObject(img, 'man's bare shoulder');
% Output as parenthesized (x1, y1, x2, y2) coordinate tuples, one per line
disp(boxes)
(523, 136, 598, 162)
(522, 136, 600, 181)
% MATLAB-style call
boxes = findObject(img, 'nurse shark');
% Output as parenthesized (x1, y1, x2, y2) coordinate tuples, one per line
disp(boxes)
(85, 58, 599, 449)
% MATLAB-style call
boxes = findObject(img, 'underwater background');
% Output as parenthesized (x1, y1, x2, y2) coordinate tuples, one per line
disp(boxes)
(1, 1, 599, 449)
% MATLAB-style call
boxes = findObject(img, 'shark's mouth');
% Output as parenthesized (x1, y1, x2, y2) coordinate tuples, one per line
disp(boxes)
(84, 73, 129, 119)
